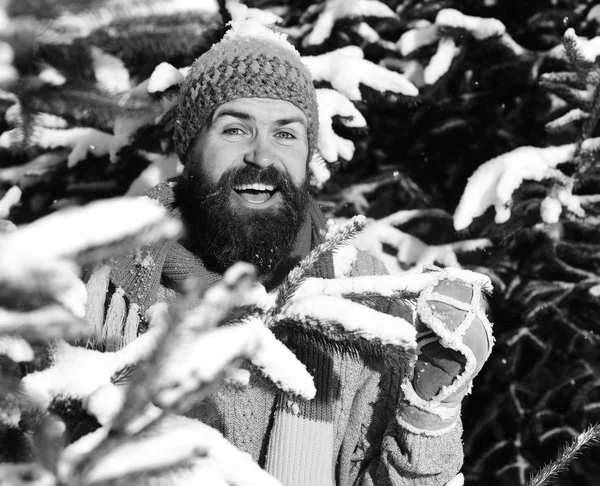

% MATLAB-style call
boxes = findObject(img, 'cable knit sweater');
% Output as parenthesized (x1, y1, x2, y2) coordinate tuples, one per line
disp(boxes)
(85, 180, 463, 486)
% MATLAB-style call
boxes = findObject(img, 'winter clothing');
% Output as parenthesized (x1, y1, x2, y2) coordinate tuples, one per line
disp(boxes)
(173, 20, 319, 161)
(84, 180, 476, 486)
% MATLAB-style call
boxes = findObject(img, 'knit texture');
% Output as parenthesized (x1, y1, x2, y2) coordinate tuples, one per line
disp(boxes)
(173, 21, 319, 161)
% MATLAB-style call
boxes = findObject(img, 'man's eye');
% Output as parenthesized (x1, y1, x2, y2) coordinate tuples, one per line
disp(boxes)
(223, 127, 245, 135)
(276, 131, 295, 139)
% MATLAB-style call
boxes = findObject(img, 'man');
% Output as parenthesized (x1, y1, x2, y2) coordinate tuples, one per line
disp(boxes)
(85, 20, 492, 486)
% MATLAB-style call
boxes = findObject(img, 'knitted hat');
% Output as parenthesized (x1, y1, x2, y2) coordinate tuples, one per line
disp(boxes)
(173, 20, 319, 162)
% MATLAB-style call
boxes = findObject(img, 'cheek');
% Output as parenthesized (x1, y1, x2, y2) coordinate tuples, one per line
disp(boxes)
(191, 143, 239, 185)
(282, 147, 309, 186)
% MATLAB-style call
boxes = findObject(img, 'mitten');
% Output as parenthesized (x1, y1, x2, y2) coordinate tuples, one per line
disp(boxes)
(399, 270, 494, 435)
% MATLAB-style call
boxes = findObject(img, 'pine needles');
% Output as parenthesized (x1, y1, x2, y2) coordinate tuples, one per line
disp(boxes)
(272, 215, 366, 312)
(527, 424, 600, 486)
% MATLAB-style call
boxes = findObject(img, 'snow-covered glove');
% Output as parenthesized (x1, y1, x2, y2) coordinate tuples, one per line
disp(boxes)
(399, 270, 494, 435)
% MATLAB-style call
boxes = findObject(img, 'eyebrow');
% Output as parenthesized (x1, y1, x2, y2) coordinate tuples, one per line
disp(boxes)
(213, 110, 307, 128)
(274, 117, 307, 128)
(213, 109, 254, 122)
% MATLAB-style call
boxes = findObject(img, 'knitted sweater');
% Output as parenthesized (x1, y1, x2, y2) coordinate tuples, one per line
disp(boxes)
(186, 249, 463, 486)
(84, 181, 464, 486)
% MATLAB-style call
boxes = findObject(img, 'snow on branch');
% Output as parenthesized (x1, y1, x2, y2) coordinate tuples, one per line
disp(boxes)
(60, 417, 281, 486)
(2, 196, 181, 262)
(302, 46, 418, 101)
(424, 37, 460, 85)
(350, 212, 492, 273)
(292, 273, 445, 300)
(245, 316, 317, 400)
(0, 125, 113, 168)
(563, 28, 599, 65)
(0, 197, 180, 328)
(316, 88, 366, 163)
(177, 262, 258, 333)
(0, 152, 67, 187)
(278, 294, 417, 349)
(453, 144, 577, 230)
(435, 9, 506, 40)
(227, 0, 283, 25)
(398, 9, 507, 57)
(302, 0, 395, 47)
(91, 47, 130, 93)
(147, 62, 186, 93)
(155, 323, 261, 410)
(0, 305, 83, 341)
(125, 152, 183, 197)
(0, 186, 21, 219)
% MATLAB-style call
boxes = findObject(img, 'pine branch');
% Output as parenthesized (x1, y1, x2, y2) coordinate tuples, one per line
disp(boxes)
(527, 424, 600, 486)
(86, 14, 222, 76)
(271, 215, 366, 313)
(562, 29, 596, 78)
(15, 82, 126, 132)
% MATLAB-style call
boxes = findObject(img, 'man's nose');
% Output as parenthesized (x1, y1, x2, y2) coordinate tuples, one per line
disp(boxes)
(244, 136, 276, 168)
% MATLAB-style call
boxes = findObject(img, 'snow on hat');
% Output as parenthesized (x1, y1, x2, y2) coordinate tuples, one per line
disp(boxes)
(173, 20, 319, 162)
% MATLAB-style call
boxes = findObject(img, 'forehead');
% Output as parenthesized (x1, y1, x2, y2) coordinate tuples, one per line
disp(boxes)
(211, 98, 308, 125)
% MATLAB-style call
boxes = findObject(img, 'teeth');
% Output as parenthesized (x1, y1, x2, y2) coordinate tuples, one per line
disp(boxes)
(233, 183, 275, 191)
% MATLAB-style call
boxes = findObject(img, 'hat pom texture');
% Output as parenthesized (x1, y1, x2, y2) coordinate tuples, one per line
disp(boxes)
(173, 21, 319, 161)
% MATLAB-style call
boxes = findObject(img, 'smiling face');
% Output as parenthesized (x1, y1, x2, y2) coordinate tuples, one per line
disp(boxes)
(186, 97, 309, 210)
(184, 98, 312, 275)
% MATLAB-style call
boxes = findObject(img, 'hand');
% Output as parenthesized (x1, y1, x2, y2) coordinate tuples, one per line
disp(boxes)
(399, 269, 494, 434)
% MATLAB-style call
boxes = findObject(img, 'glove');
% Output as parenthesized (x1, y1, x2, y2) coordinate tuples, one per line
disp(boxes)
(399, 271, 494, 435)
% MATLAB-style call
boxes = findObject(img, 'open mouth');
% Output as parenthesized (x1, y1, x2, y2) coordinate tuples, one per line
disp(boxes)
(233, 183, 278, 204)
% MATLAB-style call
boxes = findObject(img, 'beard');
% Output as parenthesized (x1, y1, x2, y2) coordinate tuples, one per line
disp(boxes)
(186, 165, 310, 275)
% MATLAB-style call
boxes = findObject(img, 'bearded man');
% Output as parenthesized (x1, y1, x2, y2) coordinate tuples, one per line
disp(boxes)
(84, 20, 493, 486)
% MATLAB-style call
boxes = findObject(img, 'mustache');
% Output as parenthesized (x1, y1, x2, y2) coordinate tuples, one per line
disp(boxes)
(229, 165, 288, 186)
(198, 165, 299, 199)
